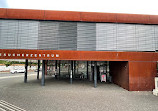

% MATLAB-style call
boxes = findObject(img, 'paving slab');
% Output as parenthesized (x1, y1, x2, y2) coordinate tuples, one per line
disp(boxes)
(0, 72, 157, 111)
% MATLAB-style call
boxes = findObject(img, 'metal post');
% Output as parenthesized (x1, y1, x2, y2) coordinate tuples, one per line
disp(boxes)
(45, 60, 47, 75)
(58, 61, 60, 79)
(77, 61, 78, 74)
(94, 61, 97, 88)
(41, 60, 45, 86)
(24, 59, 28, 83)
(74, 61, 76, 78)
(55, 60, 57, 79)
(68, 61, 70, 74)
(87, 61, 88, 79)
(70, 61, 73, 84)
(90, 61, 93, 82)
(37, 60, 40, 80)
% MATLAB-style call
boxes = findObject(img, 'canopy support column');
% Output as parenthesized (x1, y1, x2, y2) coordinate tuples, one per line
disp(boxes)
(24, 59, 28, 83)
(37, 60, 40, 80)
(41, 60, 45, 86)
(70, 61, 73, 84)
(94, 61, 97, 88)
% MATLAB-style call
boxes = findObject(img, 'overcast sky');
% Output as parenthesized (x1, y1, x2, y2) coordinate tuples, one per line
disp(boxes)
(0, 0, 158, 15)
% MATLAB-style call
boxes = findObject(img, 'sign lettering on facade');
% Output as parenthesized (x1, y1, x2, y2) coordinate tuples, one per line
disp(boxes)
(0, 53, 59, 58)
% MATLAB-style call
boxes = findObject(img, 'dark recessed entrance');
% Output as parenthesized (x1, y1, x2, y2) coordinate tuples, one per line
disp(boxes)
(23, 60, 129, 90)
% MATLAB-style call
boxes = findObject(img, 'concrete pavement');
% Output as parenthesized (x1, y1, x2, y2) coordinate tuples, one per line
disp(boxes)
(0, 72, 158, 111)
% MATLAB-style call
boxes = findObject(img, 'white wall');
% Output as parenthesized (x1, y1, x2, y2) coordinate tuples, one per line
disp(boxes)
(0, 65, 37, 72)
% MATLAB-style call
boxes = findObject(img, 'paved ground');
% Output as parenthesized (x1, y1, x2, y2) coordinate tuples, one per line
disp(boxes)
(0, 71, 35, 77)
(0, 72, 23, 77)
(0, 72, 158, 111)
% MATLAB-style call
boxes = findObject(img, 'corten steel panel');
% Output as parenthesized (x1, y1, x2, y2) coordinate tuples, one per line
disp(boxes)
(6, 9, 45, 20)
(127, 52, 154, 61)
(81, 12, 116, 22)
(153, 53, 158, 61)
(129, 62, 157, 91)
(44, 10, 81, 21)
(0, 49, 158, 61)
(109, 61, 129, 90)
(149, 15, 158, 24)
(0, 8, 158, 25)
(128, 62, 140, 91)
(0, 8, 7, 18)
(116, 13, 149, 24)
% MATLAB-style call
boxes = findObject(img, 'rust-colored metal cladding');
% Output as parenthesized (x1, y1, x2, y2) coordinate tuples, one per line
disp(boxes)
(0, 49, 131, 61)
(0, 49, 158, 62)
(6, 8, 45, 20)
(128, 62, 140, 91)
(149, 15, 158, 24)
(109, 61, 129, 90)
(129, 62, 157, 91)
(0, 8, 158, 24)
(44, 10, 81, 21)
(0, 8, 158, 92)
(127, 52, 154, 61)
(0, 8, 7, 18)
(81, 12, 116, 22)
(116, 13, 149, 24)
(0, 50, 157, 91)
(153, 53, 158, 61)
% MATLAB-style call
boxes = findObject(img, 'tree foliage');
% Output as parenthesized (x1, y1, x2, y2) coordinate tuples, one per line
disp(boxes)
(0, 60, 38, 67)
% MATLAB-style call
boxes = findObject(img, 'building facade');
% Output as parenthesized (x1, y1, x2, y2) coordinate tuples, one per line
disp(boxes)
(0, 8, 158, 91)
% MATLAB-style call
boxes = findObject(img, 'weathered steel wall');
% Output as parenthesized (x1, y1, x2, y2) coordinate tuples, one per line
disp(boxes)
(1, 8, 158, 24)
(0, 49, 157, 61)
(0, 49, 157, 91)
(0, 8, 158, 91)
(129, 62, 157, 91)
(109, 61, 157, 91)
(109, 61, 129, 90)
